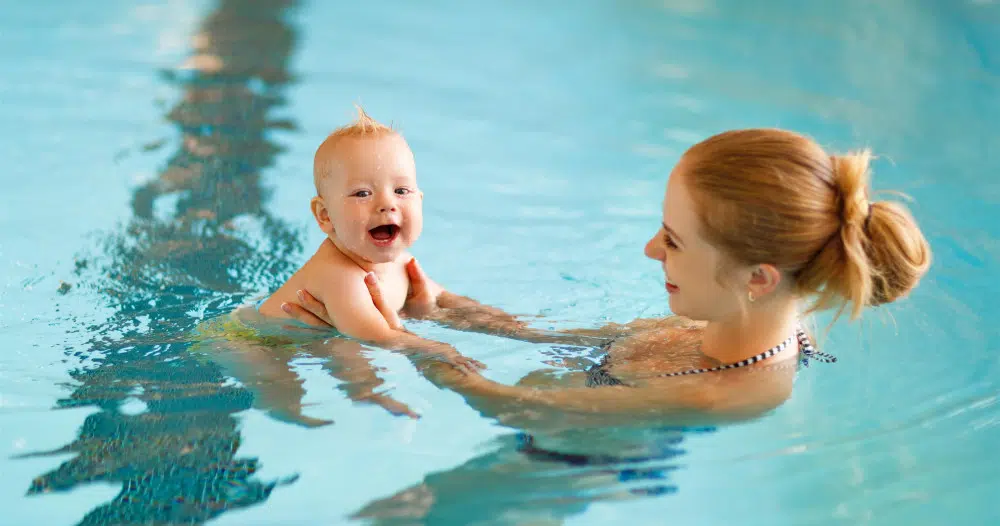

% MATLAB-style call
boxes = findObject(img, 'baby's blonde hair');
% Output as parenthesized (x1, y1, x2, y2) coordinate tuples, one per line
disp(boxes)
(313, 105, 397, 192)
(328, 104, 395, 138)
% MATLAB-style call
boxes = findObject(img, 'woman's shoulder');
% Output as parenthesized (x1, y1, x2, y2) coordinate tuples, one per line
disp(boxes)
(623, 314, 704, 334)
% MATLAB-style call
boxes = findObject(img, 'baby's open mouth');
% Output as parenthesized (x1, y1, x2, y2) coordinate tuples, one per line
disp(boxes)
(368, 224, 400, 245)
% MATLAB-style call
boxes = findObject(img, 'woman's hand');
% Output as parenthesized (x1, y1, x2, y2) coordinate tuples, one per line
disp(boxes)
(280, 290, 334, 329)
(281, 272, 405, 331)
(401, 257, 443, 319)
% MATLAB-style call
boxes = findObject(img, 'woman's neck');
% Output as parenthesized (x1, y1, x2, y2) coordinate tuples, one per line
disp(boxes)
(699, 298, 800, 364)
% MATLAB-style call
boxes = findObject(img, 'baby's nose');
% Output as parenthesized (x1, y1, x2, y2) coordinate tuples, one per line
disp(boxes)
(376, 194, 398, 213)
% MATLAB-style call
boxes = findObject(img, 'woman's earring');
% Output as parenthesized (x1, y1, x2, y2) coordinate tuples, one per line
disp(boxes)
(748, 290, 756, 303)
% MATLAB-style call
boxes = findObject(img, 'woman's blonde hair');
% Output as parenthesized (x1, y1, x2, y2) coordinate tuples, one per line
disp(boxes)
(681, 129, 931, 321)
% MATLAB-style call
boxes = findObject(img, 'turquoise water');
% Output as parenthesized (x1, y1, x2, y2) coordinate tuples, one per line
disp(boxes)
(2, 0, 998, 524)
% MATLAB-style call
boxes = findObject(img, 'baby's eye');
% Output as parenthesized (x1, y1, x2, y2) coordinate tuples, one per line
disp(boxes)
(352, 190, 372, 198)
(395, 187, 412, 196)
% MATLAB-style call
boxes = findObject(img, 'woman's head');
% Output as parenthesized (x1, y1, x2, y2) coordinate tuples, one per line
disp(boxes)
(644, 129, 931, 322)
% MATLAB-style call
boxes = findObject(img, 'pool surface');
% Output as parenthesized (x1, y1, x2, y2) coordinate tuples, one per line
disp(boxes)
(2, 0, 999, 524)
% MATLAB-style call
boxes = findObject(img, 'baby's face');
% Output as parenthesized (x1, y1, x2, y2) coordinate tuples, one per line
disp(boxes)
(315, 134, 423, 264)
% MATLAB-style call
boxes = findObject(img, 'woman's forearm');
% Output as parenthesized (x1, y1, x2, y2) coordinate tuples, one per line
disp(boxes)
(421, 292, 618, 346)
(420, 361, 786, 432)
(425, 291, 527, 336)
(422, 366, 720, 431)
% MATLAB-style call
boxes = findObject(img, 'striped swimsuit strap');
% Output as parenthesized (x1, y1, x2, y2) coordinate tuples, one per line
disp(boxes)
(653, 327, 835, 379)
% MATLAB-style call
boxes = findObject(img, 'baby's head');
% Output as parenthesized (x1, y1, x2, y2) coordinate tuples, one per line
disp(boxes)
(310, 106, 422, 264)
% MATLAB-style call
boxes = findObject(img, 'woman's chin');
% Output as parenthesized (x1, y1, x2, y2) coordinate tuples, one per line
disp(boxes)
(667, 295, 695, 318)
(667, 293, 681, 313)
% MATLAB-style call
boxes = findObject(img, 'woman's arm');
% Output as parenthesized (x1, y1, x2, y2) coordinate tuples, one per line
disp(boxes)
(403, 258, 698, 346)
(419, 361, 793, 432)
(396, 258, 584, 343)
(420, 290, 616, 346)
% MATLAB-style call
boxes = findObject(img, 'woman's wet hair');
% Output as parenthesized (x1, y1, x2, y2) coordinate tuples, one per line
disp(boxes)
(681, 129, 931, 320)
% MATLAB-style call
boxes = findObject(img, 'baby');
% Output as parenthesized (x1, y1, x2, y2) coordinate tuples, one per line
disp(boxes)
(191, 107, 483, 425)
(257, 107, 481, 370)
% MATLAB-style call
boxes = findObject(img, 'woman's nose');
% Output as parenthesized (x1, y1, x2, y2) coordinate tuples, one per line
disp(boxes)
(644, 235, 664, 261)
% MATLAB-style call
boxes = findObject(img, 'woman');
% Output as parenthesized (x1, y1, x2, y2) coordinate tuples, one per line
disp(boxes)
(285, 128, 931, 431)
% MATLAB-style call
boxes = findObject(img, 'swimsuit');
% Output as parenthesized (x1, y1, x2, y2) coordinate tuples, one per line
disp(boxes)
(585, 327, 835, 387)
(523, 328, 835, 490)
(187, 299, 336, 363)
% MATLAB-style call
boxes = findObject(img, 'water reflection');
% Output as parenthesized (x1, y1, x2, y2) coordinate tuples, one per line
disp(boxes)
(353, 428, 702, 525)
(19, 1, 302, 523)
(16, 1, 716, 522)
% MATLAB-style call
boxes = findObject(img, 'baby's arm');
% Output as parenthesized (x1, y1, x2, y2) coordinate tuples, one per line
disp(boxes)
(312, 270, 484, 372)
(308, 337, 418, 418)
(203, 339, 333, 428)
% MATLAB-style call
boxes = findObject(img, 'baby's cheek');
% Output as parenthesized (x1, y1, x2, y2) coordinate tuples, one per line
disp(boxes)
(409, 218, 424, 240)
(346, 218, 369, 232)
(405, 207, 423, 229)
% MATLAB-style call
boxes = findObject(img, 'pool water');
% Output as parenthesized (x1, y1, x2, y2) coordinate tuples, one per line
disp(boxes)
(2, 0, 999, 524)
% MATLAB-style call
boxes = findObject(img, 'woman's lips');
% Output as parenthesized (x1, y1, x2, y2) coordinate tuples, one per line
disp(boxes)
(666, 281, 679, 294)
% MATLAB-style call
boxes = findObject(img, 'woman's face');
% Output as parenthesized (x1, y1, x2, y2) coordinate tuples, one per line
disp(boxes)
(644, 165, 746, 322)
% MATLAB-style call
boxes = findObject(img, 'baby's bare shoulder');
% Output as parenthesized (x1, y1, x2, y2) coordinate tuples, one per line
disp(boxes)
(298, 247, 366, 292)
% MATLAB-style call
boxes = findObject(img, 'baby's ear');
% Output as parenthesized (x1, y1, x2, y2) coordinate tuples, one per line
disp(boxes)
(310, 196, 334, 234)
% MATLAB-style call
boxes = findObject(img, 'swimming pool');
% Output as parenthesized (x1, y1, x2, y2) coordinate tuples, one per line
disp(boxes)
(2, 0, 998, 524)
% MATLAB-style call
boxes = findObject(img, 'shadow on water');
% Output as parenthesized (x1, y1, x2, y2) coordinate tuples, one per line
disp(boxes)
(17, 1, 304, 524)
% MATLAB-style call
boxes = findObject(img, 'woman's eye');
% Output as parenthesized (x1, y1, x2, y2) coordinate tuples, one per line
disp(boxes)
(664, 233, 679, 249)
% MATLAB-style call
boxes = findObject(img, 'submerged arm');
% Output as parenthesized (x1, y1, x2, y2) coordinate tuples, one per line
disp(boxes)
(203, 341, 334, 428)
(421, 290, 612, 345)
(422, 362, 793, 432)
(416, 295, 686, 350)
(399, 258, 651, 346)
(311, 338, 420, 418)
(408, 258, 698, 346)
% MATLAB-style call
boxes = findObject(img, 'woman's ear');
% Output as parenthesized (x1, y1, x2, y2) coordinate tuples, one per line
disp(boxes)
(748, 263, 782, 300)
(311, 196, 334, 235)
